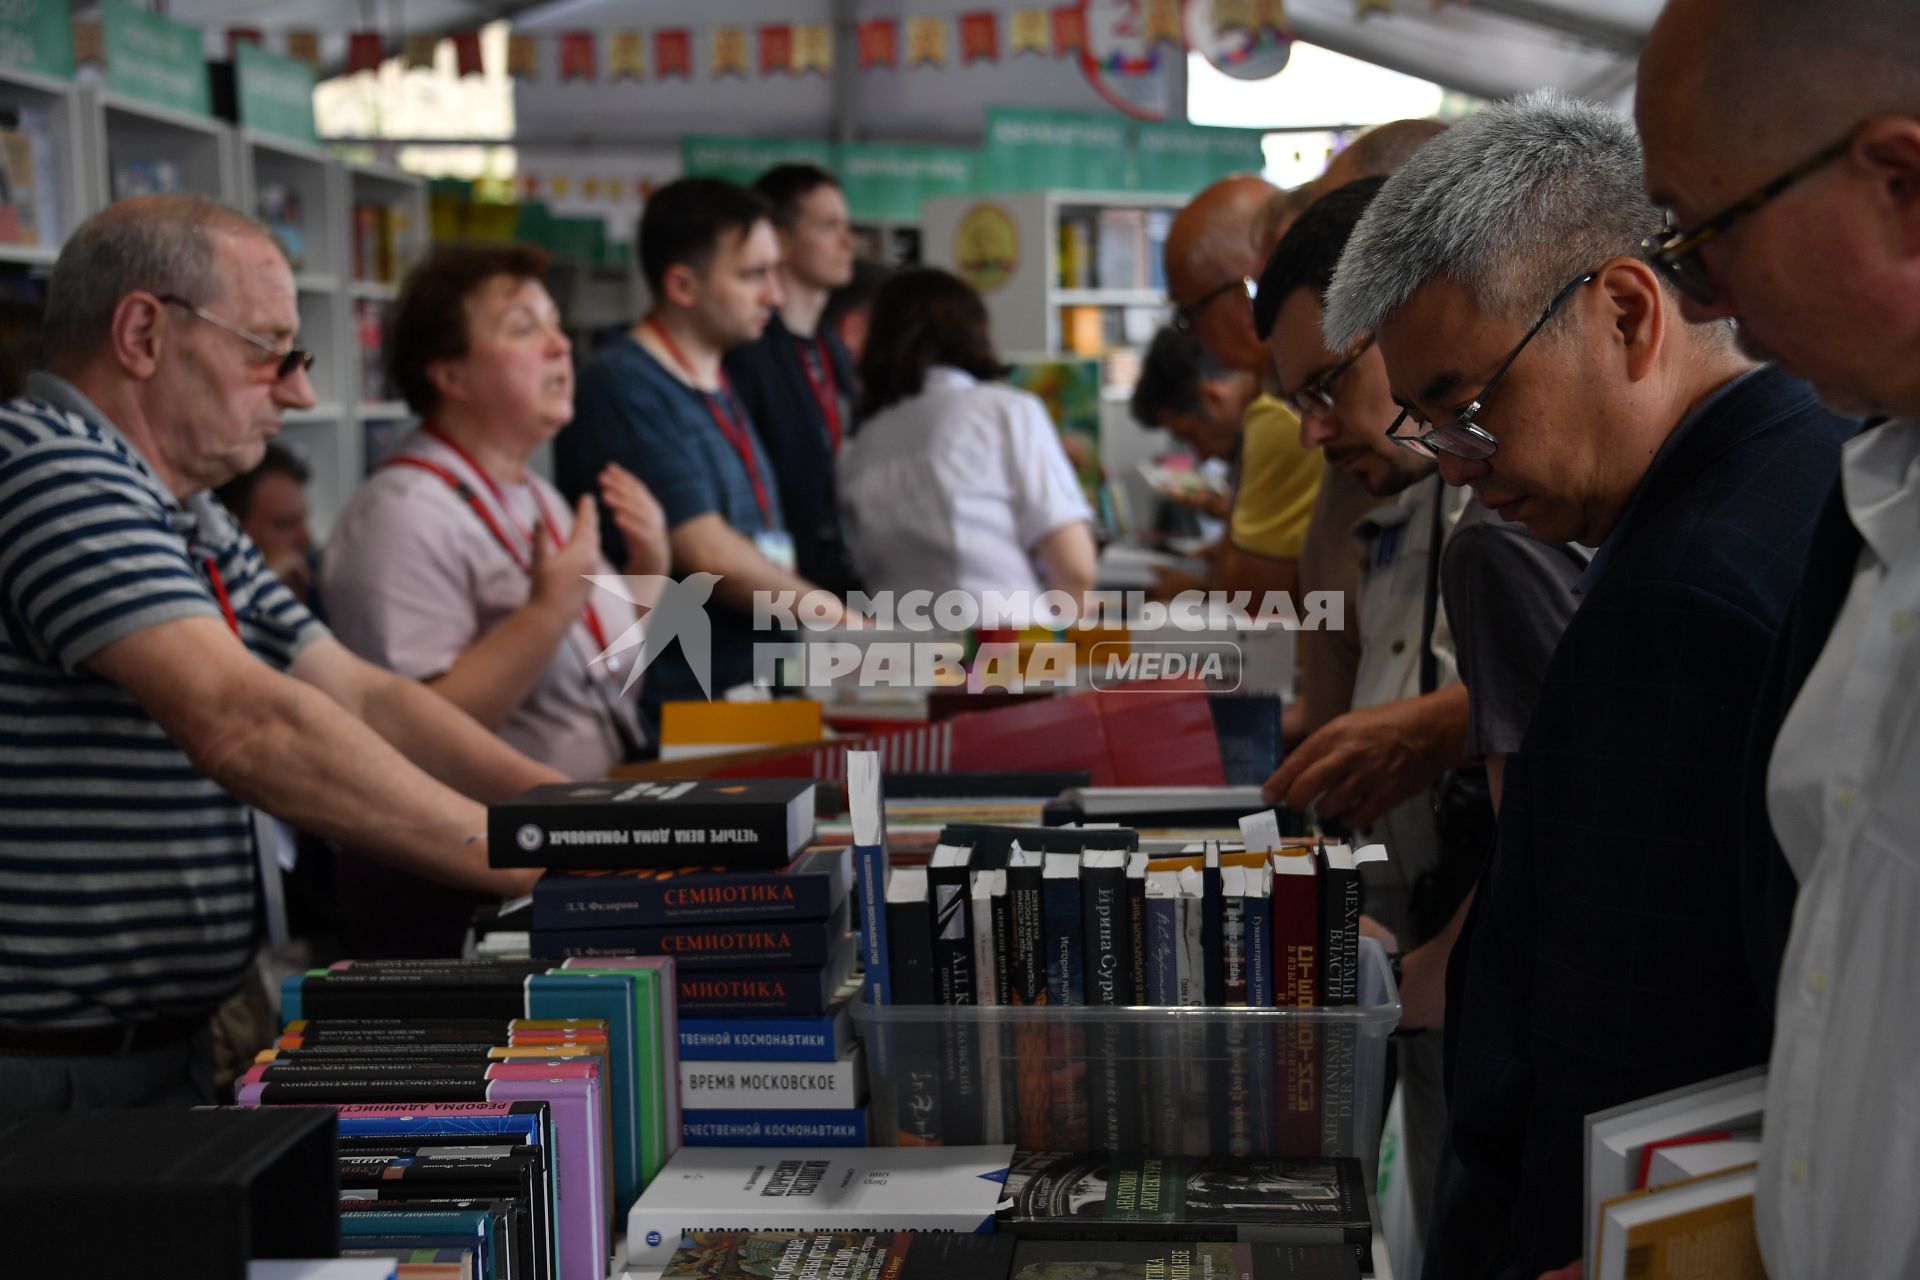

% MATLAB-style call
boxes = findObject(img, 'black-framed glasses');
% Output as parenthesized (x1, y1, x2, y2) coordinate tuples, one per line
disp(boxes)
(1385, 271, 1598, 462)
(1280, 334, 1375, 420)
(1640, 130, 1854, 307)
(1171, 275, 1257, 334)
(157, 294, 315, 380)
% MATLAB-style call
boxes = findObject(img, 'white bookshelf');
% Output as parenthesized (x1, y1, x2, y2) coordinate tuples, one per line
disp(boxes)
(923, 190, 1183, 357)
(0, 67, 87, 269)
(81, 85, 237, 211)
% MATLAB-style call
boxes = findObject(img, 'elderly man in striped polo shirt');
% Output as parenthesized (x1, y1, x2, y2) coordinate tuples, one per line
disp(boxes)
(0, 194, 564, 1108)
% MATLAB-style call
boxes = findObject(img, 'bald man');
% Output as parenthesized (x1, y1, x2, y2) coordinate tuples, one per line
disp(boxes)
(1639, 4, 1919, 1275)
(1319, 118, 1449, 196)
(1161, 177, 1324, 610)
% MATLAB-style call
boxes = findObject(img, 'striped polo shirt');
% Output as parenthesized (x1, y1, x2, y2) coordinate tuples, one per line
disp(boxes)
(0, 373, 327, 1028)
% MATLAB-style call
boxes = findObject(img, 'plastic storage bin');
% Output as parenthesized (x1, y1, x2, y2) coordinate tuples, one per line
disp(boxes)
(852, 938, 1401, 1178)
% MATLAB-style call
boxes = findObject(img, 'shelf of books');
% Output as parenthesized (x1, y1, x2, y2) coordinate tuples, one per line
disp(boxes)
(82, 85, 237, 211)
(0, 67, 83, 267)
(923, 190, 1180, 363)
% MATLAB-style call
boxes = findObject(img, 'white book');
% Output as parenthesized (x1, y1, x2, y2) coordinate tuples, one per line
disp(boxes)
(678, 1042, 867, 1110)
(1595, 1164, 1760, 1280)
(250, 1262, 398, 1280)
(625, 1145, 1016, 1268)
(1584, 1066, 1766, 1265)
(1063, 785, 1269, 817)
(1646, 1136, 1763, 1187)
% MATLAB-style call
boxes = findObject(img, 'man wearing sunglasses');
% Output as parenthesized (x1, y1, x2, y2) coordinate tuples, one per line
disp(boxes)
(1325, 95, 1854, 1278)
(1638, 3, 1920, 1275)
(0, 196, 564, 1109)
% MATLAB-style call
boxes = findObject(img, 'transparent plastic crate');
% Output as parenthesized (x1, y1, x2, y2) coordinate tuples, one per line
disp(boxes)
(852, 938, 1400, 1179)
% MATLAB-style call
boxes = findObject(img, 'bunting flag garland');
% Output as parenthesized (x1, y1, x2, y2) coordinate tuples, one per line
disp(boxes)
(1355, 0, 1393, 15)
(452, 30, 484, 76)
(608, 30, 646, 80)
(404, 34, 439, 70)
(225, 28, 262, 60)
(285, 29, 320, 67)
(960, 12, 1000, 63)
(759, 24, 793, 76)
(346, 32, 385, 74)
(71, 20, 103, 65)
(506, 34, 539, 78)
(1253, 0, 1288, 29)
(793, 23, 833, 74)
(1211, 0, 1255, 31)
(1144, 0, 1184, 45)
(1051, 5, 1088, 54)
(656, 29, 693, 79)
(559, 31, 597, 80)
(712, 26, 749, 78)
(1010, 9, 1050, 55)
(907, 16, 948, 67)
(857, 18, 898, 69)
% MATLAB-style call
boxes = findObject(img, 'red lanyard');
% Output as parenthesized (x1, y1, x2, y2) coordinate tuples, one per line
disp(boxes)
(203, 556, 240, 637)
(383, 427, 611, 655)
(795, 333, 843, 453)
(645, 317, 775, 524)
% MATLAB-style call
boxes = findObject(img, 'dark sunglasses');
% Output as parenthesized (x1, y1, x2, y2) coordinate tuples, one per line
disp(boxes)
(1172, 275, 1257, 334)
(158, 294, 315, 380)
(1640, 130, 1854, 307)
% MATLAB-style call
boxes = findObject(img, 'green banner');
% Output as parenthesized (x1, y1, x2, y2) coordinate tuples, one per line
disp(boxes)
(983, 107, 1131, 193)
(836, 143, 975, 223)
(235, 42, 316, 144)
(681, 136, 833, 188)
(1133, 122, 1267, 193)
(102, 0, 209, 116)
(0, 0, 73, 80)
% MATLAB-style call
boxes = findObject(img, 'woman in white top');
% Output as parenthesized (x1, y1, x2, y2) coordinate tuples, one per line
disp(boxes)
(321, 244, 669, 782)
(837, 267, 1096, 612)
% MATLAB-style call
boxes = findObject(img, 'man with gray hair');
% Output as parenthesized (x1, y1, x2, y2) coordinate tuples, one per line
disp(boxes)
(1638, 3, 1920, 1274)
(1325, 93, 1855, 1276)
(0, 195, 562, 1108)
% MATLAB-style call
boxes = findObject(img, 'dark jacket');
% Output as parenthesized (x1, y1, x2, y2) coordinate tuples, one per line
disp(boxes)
(724, 312, 862, 595)
(1425, 366, 1856, 1280)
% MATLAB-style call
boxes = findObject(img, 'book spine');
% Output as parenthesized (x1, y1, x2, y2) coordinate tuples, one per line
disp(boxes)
(1317, 848, 1360, 1005)
(1144, 873, 1180, 1006)
(676, 1008, 851, 1063)
(678, 1052, 866, 1110)
(531, 856, 848, 932)
(528, 911, 841, 968)
(491, 798, 794, 869)
(1081, 850, 1137, 1157)
(1042, 852, 1088, 1151)
(848, 750, 891, 1007)
(676, 967, 841, 1017)
(1202, 846, 1226, 1007)
(885, 870, 937, 1008)
(972, 869, 1012, 1145)
(1244, 866, 1273, 1009)
(1005, 850, 1052, 1152)
(1221, 866, 1249, 1008)
(678, 1107, 868, 1148)
(927, 851, 976, 1009)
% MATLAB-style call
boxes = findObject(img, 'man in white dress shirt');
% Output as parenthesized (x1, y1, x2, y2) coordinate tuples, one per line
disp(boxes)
(1638, 2, 1920, 1274)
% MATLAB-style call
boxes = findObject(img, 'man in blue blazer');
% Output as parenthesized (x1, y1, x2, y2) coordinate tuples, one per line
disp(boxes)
(1323, 94, 1856, 1278)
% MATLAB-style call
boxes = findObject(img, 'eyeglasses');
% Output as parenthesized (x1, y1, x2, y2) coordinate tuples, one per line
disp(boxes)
(1386, 271, 1597, 462)
(157, 295, 315, 380)
(1639, 130, 1854, 307)
(1280, 334, 1375, 420)
(1171, 275, 1257, 334)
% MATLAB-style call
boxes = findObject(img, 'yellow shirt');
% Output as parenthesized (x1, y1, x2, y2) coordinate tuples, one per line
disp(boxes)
(1230, 395, 1323, 560)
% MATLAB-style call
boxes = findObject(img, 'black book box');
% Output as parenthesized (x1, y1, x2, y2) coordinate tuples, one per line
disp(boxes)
(0, 1106, 338, 1279)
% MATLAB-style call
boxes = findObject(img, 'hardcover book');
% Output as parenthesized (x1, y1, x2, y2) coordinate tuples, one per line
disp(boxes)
(680, 1108, 869, 1148)
(676, 936, 858, 1016)
(529, 899, 849, 968)
(677, 998, 855, 1064)
(530, 848, 851, 931)
(999, 1152, 1371, 1250)
(490, 778, 817, 869)
(624, 1145, 1016, 1270)
(679, 1043, 867, 1111)
(665, 1230, 1015, 1280)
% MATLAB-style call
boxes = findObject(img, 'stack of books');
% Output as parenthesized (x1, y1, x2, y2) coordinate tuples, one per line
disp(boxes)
(501, 778, 867, 1148)
(244, 954, 681, 1280)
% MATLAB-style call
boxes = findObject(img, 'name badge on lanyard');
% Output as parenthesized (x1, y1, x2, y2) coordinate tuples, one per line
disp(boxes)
(755, 529, 798, 573)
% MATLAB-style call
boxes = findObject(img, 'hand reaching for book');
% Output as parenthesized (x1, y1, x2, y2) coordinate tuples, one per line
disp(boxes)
(1261, 690, 1466, 829)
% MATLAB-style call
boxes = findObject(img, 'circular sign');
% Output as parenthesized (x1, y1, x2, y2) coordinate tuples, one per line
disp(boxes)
(954, 204, 1020, 294)
(1078, 0, 1179, 122)
(1184, 0, 1294, 80)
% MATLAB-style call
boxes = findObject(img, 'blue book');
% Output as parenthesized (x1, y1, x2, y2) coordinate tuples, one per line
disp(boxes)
(529, 898, 848, 968)
(680, 1106, 868, 1147)
(1144, 870, 1180, 1006)
(1246, 864, 1274, 1008)
(848, 750, 891, 1007)
(677, 1000, 854, 1063)
(529, 847, 850, 930)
